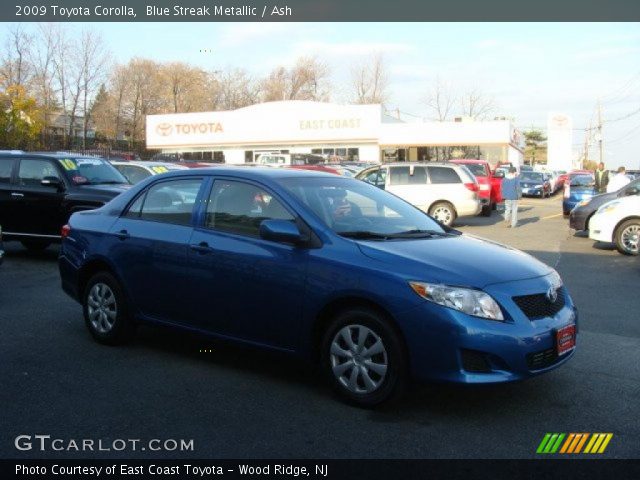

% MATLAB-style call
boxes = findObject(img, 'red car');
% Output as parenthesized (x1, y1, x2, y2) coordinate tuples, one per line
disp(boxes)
(450, 159, 503, 216)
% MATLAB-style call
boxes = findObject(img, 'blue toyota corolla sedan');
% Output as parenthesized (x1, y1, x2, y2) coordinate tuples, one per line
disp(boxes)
(59, 167, 577, 406)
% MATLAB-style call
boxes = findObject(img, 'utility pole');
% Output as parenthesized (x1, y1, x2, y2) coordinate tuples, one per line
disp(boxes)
(583, 123, 590, 169)
(597, 100, 604, 165)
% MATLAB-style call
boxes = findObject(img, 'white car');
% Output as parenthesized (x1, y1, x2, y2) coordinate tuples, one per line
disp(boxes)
(111, 161, 188, 184)
(588, 194, 640, 255)
(356, 162, 481, 226)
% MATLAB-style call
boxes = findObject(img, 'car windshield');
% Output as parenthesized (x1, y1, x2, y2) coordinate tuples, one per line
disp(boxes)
(570, 174, 595, 187)
(58, 157, 129, 185)
(278, 176, 448, 239)
(521, 172, 544, 182)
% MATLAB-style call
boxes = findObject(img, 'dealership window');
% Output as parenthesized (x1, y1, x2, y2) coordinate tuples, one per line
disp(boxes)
(479, 145, 507, 164)
(127, 178, 203, 226)
(205, 180, 294, 237)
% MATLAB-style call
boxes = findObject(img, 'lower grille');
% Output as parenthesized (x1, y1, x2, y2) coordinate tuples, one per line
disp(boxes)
(513, 287, 566, 320)
(526, 348, 558, 370)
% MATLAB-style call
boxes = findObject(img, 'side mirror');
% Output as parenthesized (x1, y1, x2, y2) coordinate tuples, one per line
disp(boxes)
(493, 171, 504, 178)
(41, 176, 63, 189)
(259, 219, 303, 244)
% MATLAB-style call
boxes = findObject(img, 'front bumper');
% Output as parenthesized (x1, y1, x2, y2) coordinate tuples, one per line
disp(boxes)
(569, 205, 590, 230)
(398, 274, 577, 384)
(522, 186, 544, 196)
(588, 213, 614, 243)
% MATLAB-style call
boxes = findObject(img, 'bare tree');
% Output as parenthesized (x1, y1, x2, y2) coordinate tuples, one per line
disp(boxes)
(0, 24, 33, 89)
(77, 30, 110, 147)
(351, 53, 389, 105)
(459, 88, 496, 120)
(162, 62, 210, 113)
(217, 68, 261, 110)
(425, 77, 456, 121)
(30, 24, 59, 146)
(261, 56, 329, 102)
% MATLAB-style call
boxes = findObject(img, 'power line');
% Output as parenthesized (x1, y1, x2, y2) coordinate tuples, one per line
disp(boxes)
(604, 106, 640, 123)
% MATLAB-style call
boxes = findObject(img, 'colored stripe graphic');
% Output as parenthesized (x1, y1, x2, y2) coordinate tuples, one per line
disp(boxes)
(538, 433, 613, 454)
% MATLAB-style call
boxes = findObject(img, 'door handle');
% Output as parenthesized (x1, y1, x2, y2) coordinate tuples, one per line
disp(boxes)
(189, 242, 213, 254)
(115, 229, 130, 240)
(11, 192, 24, 198)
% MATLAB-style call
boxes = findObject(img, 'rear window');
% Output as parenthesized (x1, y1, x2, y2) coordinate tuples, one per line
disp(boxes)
(570, 175, 595, 187)
(461, 163, 488, 177)
(428, 166, 461, 184)
(389, 166, 428, 185)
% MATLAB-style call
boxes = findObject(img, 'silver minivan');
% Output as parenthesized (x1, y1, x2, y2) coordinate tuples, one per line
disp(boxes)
(356, 162, 482, 226)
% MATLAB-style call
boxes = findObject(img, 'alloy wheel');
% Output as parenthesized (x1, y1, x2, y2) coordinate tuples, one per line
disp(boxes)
(432, 206, 452, 225)
(87, 283, 118, 334)
(621, 224, 640, 254)
(329, 324, 388, 394)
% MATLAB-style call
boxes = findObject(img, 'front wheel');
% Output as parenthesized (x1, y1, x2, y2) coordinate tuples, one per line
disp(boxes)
(481, 204, 492, 217)
(429, 202, 456, 226)
(321, 308, 407, 407)
(83, 272, 135, 345)
(615, 220, 640, 255)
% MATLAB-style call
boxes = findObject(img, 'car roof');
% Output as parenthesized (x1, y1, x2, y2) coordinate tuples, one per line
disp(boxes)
(0, 151, 104, 160)
(449, 159, 488, 164)
(375, 162, 461, 168)
(151, 165, 339, 180)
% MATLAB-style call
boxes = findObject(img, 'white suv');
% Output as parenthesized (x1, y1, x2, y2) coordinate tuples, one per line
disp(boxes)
(356, 162, 481, 226)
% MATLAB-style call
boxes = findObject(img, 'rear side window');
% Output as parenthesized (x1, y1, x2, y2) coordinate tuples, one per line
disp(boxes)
(119, 165, 151, 184)
(389, 166, 427, 185)
(428, 166, 461, 184)
(0, 159, 14, 183)
(205, 180, 294, 237)
(126, 178, 203, 226)
(18, 159, 61, 186)
(463, 163, 488, 177)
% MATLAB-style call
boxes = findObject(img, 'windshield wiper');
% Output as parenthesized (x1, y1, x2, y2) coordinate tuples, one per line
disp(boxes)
(386, 229, 449, 238)
(93, 180, 127, 185)
(339, 231, 390, 240)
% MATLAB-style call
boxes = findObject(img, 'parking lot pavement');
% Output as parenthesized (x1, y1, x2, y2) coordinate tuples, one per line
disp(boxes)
(2, 194, 639, 459)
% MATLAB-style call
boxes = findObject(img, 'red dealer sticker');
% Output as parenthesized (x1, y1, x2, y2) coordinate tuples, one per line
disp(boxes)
(556, 324, 576, 356)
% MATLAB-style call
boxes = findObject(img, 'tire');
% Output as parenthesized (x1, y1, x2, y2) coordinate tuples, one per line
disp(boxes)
(491, 202, 497, 211)
(82, 272, 135, 345)
(428, 202, 456, 226)
(481, 204, 492, 217)
(321, 308, 407, 407)
(21, 240, 51, 251)
(614, 220, 640, 256)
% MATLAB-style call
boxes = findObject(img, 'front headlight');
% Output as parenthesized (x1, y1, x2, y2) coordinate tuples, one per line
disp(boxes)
(409, 282, 504, 321)
(598, 200, 620, 214)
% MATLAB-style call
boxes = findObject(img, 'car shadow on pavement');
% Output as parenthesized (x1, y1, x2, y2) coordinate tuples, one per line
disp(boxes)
(516, 216, 540, 227)
(2, 242, 60, 262)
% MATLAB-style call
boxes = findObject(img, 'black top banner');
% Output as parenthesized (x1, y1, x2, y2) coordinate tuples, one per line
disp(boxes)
(3, 0, 640, 22)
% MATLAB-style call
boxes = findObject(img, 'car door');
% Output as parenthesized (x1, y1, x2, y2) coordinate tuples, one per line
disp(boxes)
(0, 158, 17, 232)
(386, 165, 430, 210)
(186, 178, 308, 349)
(11, 158, 67, 236)
(107, 176, 206, 323)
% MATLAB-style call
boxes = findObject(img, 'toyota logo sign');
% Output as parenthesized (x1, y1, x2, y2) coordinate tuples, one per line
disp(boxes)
(155, 123, 173, 137)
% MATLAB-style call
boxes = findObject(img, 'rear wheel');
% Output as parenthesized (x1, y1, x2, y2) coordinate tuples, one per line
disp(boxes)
(429, 202, 456, 226)
(321, 308, 407, 407)
(83, 272, 135, 344)
(614, 220, 640, 256)
(481, 204, 492, 217)
(21, 240, 51, 251)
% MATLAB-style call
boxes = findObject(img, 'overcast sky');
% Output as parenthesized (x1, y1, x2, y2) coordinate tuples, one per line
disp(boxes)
(3, 22, 640, 168)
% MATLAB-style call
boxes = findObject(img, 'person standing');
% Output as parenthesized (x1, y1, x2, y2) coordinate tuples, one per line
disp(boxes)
(594, 162, 609, 193)
(606, 166, 631, 193)
(502, 167, 522, 228)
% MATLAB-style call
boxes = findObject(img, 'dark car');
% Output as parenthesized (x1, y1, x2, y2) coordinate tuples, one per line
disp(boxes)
(570, 178, 640, 231)
(0, 152, 130, 251)
(562, 174, 595, 216)
(0, 224, 4, 265)
(519, 171, 552, 198)
(59, 167, 576, 407)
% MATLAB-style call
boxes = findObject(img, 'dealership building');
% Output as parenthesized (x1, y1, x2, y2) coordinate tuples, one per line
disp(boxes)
(146, 101, 524, 166)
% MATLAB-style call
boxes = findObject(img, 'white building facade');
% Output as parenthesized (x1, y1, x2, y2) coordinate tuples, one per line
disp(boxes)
(146, 101, 524, 167)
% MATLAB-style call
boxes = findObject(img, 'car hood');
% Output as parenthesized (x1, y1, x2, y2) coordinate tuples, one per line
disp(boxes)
(356, 234, 552, 288)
